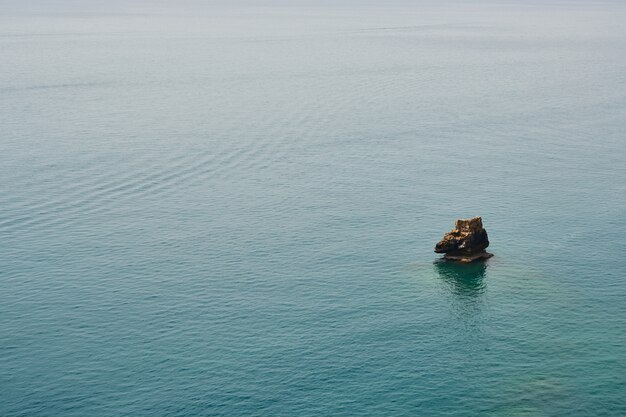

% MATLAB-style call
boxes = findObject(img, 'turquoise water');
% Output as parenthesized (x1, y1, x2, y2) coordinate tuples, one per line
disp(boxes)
(2, 1, 626, 415)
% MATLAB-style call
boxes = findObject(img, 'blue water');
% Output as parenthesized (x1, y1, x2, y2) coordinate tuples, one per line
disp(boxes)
(2, 1, 626, 415)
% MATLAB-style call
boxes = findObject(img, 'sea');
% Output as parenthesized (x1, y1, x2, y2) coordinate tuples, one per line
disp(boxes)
(1, 1, 625, 415)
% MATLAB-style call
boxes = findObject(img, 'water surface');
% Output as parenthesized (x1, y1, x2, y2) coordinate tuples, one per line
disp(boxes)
(1, 1, 626, 415)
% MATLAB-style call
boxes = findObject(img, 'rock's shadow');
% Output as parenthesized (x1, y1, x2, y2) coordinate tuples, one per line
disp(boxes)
(434, 259, 488, 297)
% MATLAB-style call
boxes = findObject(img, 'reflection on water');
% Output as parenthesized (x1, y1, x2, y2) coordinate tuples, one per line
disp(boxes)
(434, 259, 490, 334)
(434, 259, 488, 297)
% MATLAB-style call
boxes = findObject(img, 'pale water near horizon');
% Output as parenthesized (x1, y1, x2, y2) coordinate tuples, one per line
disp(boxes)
(1, 1, 626, 415)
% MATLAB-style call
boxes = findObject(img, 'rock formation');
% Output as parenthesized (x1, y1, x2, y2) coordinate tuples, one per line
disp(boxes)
(435, 217, 493, 262)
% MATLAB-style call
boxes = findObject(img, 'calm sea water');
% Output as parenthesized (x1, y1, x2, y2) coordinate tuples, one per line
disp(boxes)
(2, 1, 626, 415)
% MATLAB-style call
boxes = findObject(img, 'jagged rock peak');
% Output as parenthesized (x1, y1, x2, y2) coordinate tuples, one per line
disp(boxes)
(455, 217, 483, 233)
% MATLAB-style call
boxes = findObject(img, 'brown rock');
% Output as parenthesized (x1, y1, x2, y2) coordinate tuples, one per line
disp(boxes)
(435, 216, 492, 262)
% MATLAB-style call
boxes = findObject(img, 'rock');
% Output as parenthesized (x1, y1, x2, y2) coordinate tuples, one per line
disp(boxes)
(440, 252, 493, 263)
(435, 217, 493, 262)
